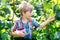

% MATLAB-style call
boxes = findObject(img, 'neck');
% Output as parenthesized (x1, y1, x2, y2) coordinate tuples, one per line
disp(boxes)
(22, 16, 28, 22)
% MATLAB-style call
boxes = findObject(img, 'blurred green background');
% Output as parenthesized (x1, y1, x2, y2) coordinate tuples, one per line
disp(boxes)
(0, 0, 60, 40)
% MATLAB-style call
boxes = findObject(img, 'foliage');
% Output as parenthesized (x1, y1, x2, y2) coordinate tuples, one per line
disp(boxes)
(0, 0, 60, 40)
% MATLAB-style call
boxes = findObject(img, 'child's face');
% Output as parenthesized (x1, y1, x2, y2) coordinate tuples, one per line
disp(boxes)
(23, 11, 32, 19)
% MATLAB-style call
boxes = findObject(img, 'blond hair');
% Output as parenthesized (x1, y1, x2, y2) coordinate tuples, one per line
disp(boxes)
(19, 1, 34, 15)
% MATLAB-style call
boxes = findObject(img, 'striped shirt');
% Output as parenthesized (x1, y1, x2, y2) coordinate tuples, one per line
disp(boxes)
(12, 17, 40, 39)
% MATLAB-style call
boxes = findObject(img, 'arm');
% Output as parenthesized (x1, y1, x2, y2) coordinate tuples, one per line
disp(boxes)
(12, 30, 25, 37)
(11, 21, 25, 37)
(12, 31, 20, 37)
(40, 16, 55, 28)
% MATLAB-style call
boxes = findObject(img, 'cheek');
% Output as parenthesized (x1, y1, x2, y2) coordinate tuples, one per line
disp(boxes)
(26, 13, 30, 16)
(26, 14, 31, 18)
(29, 13, 32, 16)
(27, 14, 30, 17)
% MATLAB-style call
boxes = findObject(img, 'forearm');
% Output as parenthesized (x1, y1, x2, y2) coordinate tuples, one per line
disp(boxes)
(40, 16, 55, 28)
(12, 32, 20, 37)
(40, 19, 50, 28)
(12, 31, 25, 37)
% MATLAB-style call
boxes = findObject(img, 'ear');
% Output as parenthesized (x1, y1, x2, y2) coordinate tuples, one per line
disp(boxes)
(22, 12, 24, 15)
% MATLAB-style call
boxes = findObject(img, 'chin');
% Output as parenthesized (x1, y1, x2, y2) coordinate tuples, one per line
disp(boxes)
(27, 16, 31, 19)
(27, 17, 30, 19)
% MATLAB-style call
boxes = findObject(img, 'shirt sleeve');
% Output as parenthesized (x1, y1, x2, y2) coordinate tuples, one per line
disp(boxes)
(11, 21, 18, 32)
(32, 18, 40, 28)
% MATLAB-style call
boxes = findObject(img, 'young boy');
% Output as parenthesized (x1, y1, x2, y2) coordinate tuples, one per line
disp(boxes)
(11, 1, 55, 40)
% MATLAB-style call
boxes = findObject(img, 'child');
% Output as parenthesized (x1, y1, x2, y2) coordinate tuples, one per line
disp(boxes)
(11, 1, 55, 40)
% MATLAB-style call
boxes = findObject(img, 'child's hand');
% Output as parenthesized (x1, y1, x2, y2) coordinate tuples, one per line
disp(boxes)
(47, 16, 55, 22)
(40, 16, 55, 28)
(15, 30, 26, 37)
